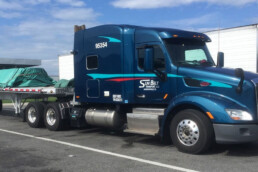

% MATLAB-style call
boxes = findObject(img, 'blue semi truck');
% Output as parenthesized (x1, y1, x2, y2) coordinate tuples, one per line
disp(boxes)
(2, 24, 258, 154)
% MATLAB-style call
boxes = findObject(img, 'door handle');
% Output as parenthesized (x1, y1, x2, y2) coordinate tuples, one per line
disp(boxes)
(137, 94, 146, 98)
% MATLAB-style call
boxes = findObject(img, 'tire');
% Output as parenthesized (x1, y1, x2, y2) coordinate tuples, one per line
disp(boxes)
(170, 109, 214, 154)
(0, 100, 2, 112)
(44, 103, 64, 131)
(25, 102, 45, 128)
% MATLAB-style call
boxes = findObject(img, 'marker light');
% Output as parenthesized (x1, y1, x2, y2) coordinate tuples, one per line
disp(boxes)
(206, 112, 214, 119)
(225, 109, 253, 121)
(200, 82, 210, 87)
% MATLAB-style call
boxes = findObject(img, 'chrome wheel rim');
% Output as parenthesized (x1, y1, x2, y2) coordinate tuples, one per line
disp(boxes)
(46, 108, 56, 126)
(176, 119, 199, 146)
(28, 107, 37, 123)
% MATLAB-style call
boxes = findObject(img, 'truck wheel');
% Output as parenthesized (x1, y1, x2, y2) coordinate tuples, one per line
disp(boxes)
(25, 102, 45, 128)
(170, 109, 214, 154)
(44, 103, 63, 131)
(0, 100, 2, 112)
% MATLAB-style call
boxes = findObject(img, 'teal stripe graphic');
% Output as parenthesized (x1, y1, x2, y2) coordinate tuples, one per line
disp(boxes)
(88, 73, 156, 79)
(99, 36, 121, 43)
(167, 74, 183, 78)
(87, 73, 232, 88)
(200, 79, 232, 88)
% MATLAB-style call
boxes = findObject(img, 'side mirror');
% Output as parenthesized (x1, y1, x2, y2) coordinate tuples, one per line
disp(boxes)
(235, 68, 244, 93)
(144, 47, 154, 72)
(217, 52, 224, 67)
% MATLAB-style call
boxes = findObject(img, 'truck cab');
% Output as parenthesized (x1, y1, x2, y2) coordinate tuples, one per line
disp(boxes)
(72, 25, 258, 154)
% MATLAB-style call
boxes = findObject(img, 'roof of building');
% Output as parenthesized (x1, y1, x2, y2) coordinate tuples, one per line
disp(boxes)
(0, 58, 41, 69)
(205, 23, 258, 33)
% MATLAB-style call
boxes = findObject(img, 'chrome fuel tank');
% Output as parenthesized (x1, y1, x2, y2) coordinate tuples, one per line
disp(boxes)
(85, 108, 122, 128)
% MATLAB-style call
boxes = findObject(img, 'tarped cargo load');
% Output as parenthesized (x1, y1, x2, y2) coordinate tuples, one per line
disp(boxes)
(54, 79, 74, 88)
(0, 68, 56, 88)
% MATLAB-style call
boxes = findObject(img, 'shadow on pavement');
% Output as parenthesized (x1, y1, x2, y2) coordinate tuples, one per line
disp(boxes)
(207, 142, 258, 157)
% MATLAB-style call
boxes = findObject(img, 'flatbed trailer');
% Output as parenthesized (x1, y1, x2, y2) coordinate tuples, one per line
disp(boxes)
(0, 87, 74, 115)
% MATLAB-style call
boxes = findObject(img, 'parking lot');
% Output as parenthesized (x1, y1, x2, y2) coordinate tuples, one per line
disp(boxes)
(1, 104, 258, 172)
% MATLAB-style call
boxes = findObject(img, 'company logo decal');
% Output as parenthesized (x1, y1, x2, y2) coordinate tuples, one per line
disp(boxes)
(139, 79, 159, 91)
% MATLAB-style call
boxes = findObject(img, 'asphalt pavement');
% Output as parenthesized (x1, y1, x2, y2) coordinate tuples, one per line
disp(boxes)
(1, 104, 258, 172)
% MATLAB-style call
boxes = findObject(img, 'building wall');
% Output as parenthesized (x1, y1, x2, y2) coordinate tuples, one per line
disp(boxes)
(205, 25, 258, 73)
(58, 54, 74, 80)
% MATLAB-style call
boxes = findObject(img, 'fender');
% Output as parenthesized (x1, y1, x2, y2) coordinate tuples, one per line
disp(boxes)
(160, 91, 252, 137)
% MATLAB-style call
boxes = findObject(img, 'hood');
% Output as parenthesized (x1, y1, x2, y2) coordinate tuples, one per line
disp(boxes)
(178, 66, 258, 81)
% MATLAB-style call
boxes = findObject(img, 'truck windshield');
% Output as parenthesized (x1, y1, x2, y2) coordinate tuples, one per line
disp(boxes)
(164, 38, 215, 67)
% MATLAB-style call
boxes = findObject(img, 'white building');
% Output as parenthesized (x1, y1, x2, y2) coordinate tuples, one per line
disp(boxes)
(58, 54, 74, 80)
(205, 24, 258, 73)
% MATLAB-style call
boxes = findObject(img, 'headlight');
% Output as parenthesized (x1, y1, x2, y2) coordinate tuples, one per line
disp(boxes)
(225, 109, 253, 121)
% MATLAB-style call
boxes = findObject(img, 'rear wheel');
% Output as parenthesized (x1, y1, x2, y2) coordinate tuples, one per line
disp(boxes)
(170, 109, 214, 154)
(44, 103, 64, 131)
(25, 102, 45, 128)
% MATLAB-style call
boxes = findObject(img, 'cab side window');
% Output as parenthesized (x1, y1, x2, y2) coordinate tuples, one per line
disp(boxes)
(138, 48, 145, 69)
(86, 55, 98, 70)
(153, 46, 166, 71)
(137, 45, 166, 71)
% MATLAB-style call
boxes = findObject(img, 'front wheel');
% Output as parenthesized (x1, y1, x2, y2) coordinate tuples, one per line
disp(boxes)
(170, 109, 214, 154)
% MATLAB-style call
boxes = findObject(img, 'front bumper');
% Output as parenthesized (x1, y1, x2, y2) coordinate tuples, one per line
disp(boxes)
(213, 124, 258, 144)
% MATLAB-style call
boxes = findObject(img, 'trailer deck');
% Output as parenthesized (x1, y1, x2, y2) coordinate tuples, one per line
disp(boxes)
(0, 87, 74, 114)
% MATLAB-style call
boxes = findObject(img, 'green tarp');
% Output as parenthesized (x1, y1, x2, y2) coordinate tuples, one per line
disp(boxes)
(54, 79, 74, 88)
(0, 68, 56, 88)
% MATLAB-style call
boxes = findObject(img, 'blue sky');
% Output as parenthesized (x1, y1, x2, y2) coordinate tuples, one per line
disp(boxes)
(0, 0, 257, 75)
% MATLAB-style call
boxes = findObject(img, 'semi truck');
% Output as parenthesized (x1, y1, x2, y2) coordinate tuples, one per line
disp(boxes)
(1, 24, 258, 154)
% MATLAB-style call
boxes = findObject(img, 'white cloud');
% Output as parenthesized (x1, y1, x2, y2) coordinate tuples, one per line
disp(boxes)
(154, 14, 221, 33)
(251, 17, 258, 23)
(51, 7, 100, 21)
(111, 0, 257, 9)
(0, 0, 100, 75)
(164, 14, 217, 27)
(0, 11, 22, 18)
(41, 59, 59, 75)
(55, 0, 85, 7)
(23, 0, 51, 5)
(0, 0, 23, 10)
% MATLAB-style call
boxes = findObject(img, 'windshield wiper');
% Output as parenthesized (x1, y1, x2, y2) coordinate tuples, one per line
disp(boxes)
(177, 60, 214, 66)
(177, 60, 200, 66)
(199, 61, 214, 66)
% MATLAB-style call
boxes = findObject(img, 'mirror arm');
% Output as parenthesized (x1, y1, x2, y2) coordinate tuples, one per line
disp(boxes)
(153, 69, 167, 81)
(235, 68, 245, 94)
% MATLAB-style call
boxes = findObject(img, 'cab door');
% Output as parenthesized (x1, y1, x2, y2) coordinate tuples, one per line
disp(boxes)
(134, 43, 170, 104)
